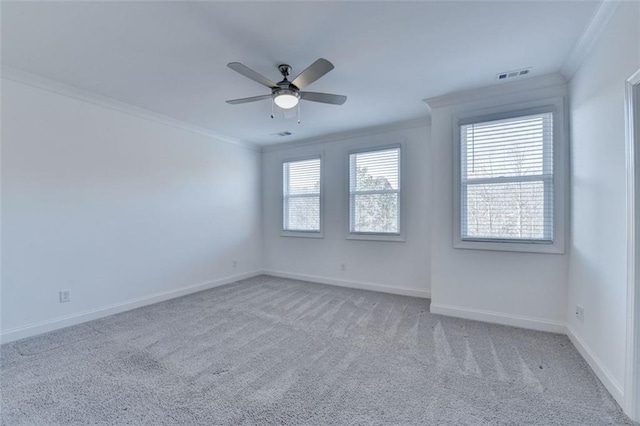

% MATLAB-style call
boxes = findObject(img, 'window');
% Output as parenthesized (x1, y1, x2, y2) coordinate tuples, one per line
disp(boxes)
(349, 146, 401, 237)
(282, 157, 321, 235)
(459, 111, 554, 244)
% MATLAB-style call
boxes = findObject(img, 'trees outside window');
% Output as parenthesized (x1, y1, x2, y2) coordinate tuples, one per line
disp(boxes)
(349, 147, 401, 235)
(461, 112, 554, 242)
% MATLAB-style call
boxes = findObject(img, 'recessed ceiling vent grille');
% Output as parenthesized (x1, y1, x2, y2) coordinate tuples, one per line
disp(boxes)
(272, 131, 293, 137)
(496, 68, 531, 81)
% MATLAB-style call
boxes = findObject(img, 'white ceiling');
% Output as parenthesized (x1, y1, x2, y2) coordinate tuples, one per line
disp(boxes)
(1, 1, 599, 146)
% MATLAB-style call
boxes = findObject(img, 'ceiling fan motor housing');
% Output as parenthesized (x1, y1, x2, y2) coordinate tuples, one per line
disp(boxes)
(274, 65, 300, 104)
(272, 87, 299, 98)
(278, 64, 292, 77)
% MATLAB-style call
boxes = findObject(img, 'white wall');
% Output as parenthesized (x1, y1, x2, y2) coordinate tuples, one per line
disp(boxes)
(1, 79, 263, 341)
(427, 77, 570, 332)
(566, 1, 640, 405)
(261, 124, 431, 298)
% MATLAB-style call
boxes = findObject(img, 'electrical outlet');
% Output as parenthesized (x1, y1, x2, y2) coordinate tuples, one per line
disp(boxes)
(233, 260, 237, 268)
(575, 305, 584, 322)
(59, 290, 70, 303)
(340, 263, 346, 271)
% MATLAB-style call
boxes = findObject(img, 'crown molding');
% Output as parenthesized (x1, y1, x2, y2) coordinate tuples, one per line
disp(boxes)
(423, 73, 567, 111)
(261, 116, 430, 153)
(560, 0, 621, 80)
(1, 66, 260, 152)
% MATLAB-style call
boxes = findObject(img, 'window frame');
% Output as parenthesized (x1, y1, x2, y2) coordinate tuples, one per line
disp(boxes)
(346, 143, 405, 242)
(453, 97, 567, 254)
(281, 153, 324, 239)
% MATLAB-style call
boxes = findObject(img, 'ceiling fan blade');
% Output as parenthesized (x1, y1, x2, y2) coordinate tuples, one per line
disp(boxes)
(226, 94, 272, 105)
(291, 58, 334, 89)
(227, 62, 277, 88)
(300, 91, 347, 105)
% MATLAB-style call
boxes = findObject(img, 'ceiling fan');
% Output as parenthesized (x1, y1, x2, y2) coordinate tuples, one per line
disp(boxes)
(226, 58, 347, 118)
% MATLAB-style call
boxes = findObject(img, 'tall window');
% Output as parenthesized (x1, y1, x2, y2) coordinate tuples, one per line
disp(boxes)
(283, 157, 321, 233)
(349, 147, 401, 235)
(460, 112, 554, 242)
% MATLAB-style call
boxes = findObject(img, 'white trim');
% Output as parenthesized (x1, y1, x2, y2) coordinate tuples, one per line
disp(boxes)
(567, 325, 625, 407)
(0, 73, 3, 339)
(431, 302, 626, 409)
(262, 117, 430, 153)
(624, 68, 640, 422)
(280, 231, 324, 239)
(453, 239, 562, 254)
(423, 74, 567, 110)
(262, 270, 430, 299)
(452, 98, 568, 254)
(429, 303, 566, 334)
(1, 66, 260, 152)
(0, 265, 628, 414)
(0, 270, 262, 344)
(560, 1, 622, 80)
(346, 233, 405, 242)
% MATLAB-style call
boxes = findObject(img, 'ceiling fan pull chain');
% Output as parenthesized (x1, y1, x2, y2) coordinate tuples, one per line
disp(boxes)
(270, 98, 275, 119)
(297, 103, 301, 124)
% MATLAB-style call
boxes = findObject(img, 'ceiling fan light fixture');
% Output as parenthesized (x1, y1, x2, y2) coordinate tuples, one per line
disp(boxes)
(226, 59, 347, 113)
(274, 90, 299, 109)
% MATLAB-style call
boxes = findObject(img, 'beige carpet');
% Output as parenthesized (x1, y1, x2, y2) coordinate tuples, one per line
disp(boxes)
(1, 275, 633, 425)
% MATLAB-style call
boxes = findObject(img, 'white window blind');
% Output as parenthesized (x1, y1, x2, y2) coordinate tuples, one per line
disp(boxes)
(461, 112, 554, 242)
(283, 157, 321, 232)
(349, 147, 401, 234)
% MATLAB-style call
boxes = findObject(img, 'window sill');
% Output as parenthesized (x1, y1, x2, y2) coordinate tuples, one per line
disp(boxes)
(454, 239, 564, 254)
(347, 233, 405, 242)
(281, 231, 324, 239)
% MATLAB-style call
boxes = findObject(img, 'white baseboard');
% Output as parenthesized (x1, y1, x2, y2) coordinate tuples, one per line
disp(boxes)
(0, 268, 627, 417)
(262, 270, 431, 299)
(429, 303, 567, 334)
(430, 303, 626, 410)
(0, 270, 262, 344)
(566, 324, 625, 407)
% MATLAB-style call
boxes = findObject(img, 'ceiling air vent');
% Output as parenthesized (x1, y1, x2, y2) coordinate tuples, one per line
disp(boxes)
(496, 68, 531, 81)
(271, 131, 292, 137)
